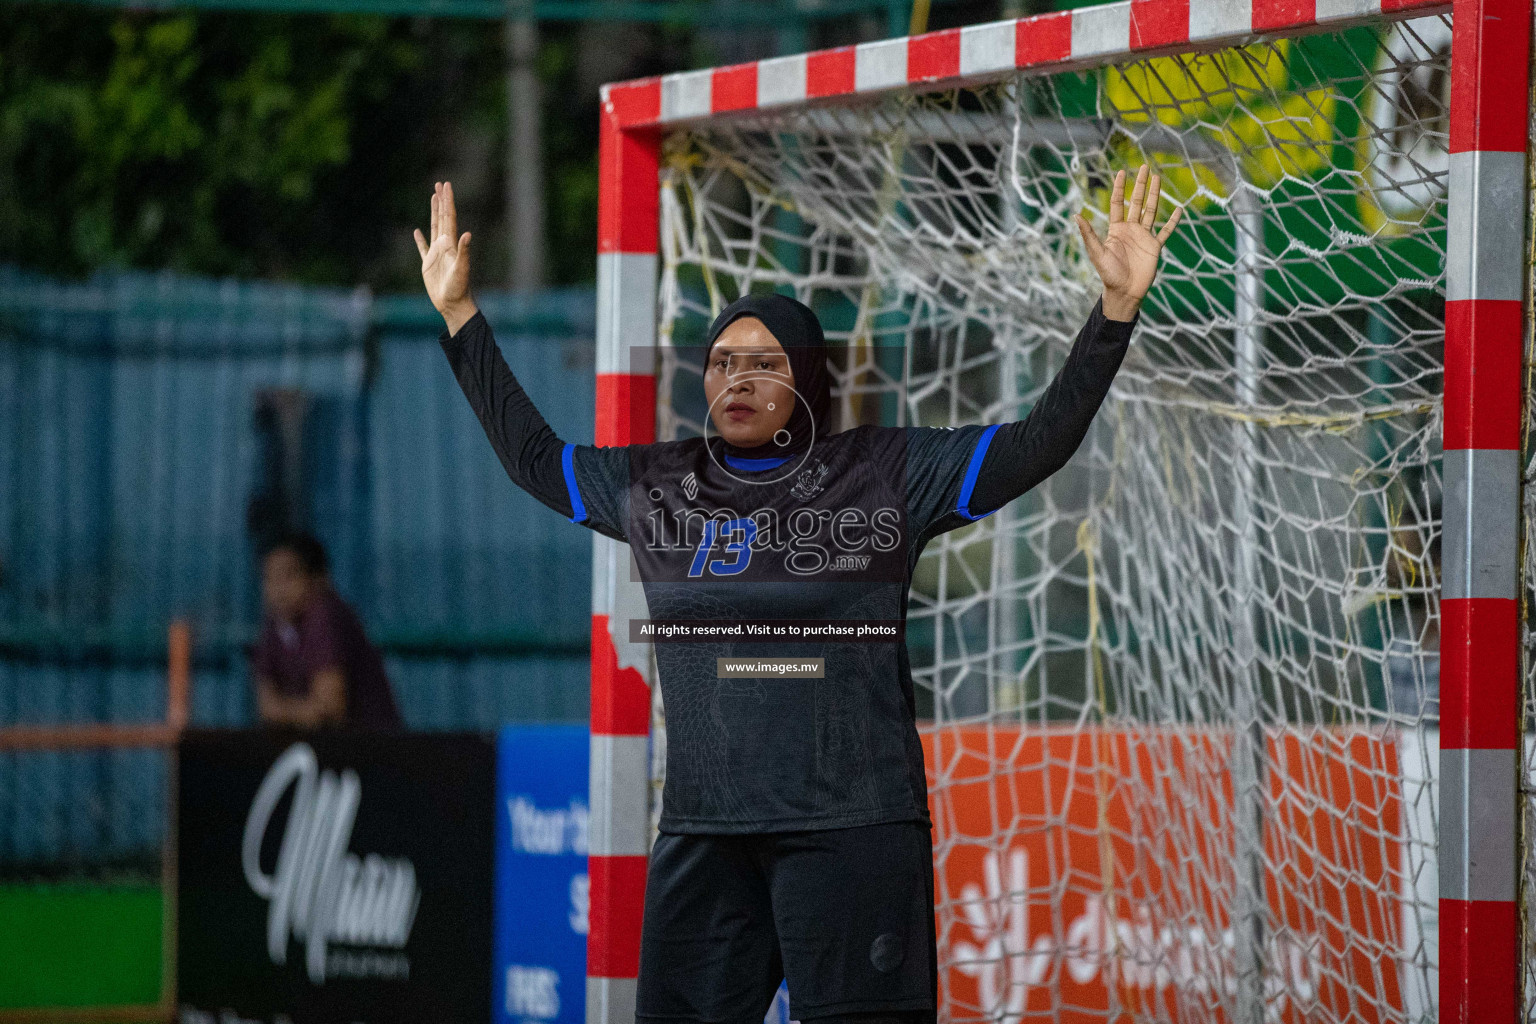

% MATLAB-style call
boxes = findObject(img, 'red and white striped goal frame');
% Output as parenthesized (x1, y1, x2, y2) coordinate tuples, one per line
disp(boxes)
(587, 1, 1530, 1020)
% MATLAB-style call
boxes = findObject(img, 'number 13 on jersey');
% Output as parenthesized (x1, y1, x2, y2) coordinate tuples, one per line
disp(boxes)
(688, 518, 759, 578)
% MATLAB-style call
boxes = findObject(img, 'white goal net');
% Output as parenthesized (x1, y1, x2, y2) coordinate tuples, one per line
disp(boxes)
(652, 12, 1481, 1023)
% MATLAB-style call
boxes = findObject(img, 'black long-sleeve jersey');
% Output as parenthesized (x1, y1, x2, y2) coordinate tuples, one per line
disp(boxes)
(440, 300, 1137, 833)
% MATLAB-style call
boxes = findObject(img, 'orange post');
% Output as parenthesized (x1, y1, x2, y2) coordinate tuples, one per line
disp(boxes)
(166, 619, 191, 731)
(0, 622, 191, 1024)
(161, 618, 189, 1021)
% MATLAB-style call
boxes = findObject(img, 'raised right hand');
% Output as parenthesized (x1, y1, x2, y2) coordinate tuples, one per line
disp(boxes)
(414, 180, 478, 334)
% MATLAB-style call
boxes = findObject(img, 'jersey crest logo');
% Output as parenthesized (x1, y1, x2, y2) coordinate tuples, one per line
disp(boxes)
(681, 472, 699, 502)
(790, 462, 829, 501)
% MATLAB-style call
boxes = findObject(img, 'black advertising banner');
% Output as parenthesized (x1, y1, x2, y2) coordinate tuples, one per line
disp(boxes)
(177, 729, 495, 1024)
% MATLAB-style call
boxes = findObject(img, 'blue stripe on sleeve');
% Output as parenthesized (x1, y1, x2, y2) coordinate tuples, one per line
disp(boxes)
(956, 424, 1001, 521)
(562, 443, 588, 524)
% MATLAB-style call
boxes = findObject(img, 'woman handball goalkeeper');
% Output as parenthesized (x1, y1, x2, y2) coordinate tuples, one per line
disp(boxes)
(418, 169, 1180, 1024)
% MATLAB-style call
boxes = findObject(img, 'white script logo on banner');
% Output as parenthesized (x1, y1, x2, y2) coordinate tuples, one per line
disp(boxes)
(241, 742, 422, 984)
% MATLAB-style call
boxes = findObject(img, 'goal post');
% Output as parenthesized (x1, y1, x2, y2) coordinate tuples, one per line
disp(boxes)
(587, 1, 1532, 1021)
(1442, 8, 1529, 1024)
(587, 73, 660, 1024)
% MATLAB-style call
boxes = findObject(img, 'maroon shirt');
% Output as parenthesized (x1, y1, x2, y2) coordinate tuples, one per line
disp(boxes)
(251, 586, 402, 729)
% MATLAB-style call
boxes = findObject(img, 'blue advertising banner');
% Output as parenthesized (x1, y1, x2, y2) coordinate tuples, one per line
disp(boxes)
(494, 725, 590, 1024)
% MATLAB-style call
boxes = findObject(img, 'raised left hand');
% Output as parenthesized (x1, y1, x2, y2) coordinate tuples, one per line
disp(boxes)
(1075, 163, 1183, 322)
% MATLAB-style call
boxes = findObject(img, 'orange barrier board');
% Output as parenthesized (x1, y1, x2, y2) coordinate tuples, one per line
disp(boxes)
(923, 726, 1407, 1023)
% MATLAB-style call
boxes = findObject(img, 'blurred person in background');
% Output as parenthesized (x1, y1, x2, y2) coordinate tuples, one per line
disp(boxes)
(251, 531, 402, 730)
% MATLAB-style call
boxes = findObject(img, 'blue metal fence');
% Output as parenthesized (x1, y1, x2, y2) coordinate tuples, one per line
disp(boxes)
(0, 264, 598, 870)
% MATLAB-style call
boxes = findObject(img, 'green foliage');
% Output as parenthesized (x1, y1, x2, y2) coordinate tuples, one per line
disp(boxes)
(536, 26, 600, 286)
(0, 7, 430, 283)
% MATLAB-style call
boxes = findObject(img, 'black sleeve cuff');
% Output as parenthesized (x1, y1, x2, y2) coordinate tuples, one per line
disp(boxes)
(438, 308, 488, 350)
(1094, 296, 1140, 340)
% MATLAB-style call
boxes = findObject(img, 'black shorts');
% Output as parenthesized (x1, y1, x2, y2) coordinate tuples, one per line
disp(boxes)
(636, 819, 937, 1024)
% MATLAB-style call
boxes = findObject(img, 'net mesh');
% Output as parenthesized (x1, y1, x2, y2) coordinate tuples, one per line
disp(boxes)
(653, 13, 1468, 1023)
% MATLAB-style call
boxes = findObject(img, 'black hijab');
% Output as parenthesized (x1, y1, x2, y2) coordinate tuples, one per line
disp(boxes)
(702, 293, 831, 460)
